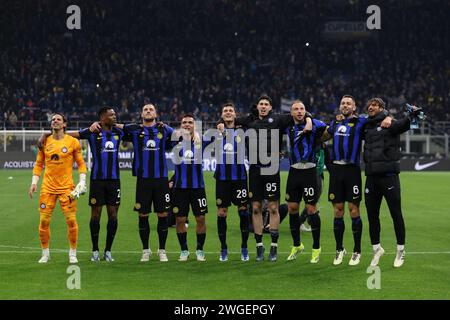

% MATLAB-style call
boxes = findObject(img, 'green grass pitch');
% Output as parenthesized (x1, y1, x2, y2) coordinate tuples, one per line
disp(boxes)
(0, 170, 449, 300)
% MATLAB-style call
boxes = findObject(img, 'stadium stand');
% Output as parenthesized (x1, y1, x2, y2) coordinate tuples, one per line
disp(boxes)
(0, 0, 448, 129)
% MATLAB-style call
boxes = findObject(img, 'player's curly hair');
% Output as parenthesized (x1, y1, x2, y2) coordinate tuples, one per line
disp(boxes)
(367, 97, 386, 109)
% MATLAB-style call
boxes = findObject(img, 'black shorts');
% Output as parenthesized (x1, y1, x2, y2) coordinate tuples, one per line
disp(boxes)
(172, 188, 208, 217)
(134, 177, 171, 214)
(328, 164, 362, 203)
(249, 166, 280, 202)
(89, 180, 121, 207)
(285, 167, 319, 204)
(215, 180, 248, 208)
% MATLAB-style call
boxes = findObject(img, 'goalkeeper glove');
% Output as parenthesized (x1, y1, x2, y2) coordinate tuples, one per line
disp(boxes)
(70, 173, 87, 199)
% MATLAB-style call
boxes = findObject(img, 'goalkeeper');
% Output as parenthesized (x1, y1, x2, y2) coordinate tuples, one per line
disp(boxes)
(28, 113, 87, 264)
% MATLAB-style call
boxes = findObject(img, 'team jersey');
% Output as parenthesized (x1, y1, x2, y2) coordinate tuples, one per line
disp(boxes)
(78, 127, 125, 180)
(33, 134, 87, 193)
(213, 127, 247, 181)
(173, 139, 207, 189)
(286, 119, 327, 164)
(234, 112, 293, 168)
(124, 124, 174, 178)
(327, 115, 367, 165)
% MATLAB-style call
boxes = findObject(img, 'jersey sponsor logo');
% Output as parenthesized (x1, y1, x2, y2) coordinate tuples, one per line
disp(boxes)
(223, 143, 234, 153)
(336, 125, 350, 137)
(105, 141, 114, 149)
(337, 125, 347, 133)
(414, 161, 439, 171)
(183, 150, 194, 159)
(144, 139, 159, 151)
(103, 141, 117, 153)
(50, 154, 60, 161)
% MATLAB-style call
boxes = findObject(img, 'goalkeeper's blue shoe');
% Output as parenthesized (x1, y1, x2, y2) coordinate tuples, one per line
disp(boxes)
(219, 249, 228, 262)
(241, 248, 249, 262)
(268, 245, 278, 262)
(255, 245, 265, 262)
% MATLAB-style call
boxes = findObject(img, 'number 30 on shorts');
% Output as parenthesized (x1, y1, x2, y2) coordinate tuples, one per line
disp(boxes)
(304, 187, 314, 197)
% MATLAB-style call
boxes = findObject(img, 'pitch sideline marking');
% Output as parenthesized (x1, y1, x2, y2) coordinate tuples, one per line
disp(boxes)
(0, 245, 449, 255)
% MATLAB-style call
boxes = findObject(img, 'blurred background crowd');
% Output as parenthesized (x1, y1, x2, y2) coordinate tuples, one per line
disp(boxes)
(0, 0, 448, 128)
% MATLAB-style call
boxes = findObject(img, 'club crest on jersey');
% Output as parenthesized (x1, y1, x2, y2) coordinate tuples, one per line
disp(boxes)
(114, 135, 119, 140)
(377, 127, 382, 131)
(157, 132, 163, 139)
(285, 193, 290, 201)
(173, 207, 179, 214)
(216, 198, 222, 205)
(40, 203, 46, 209)
(134, 203, 141, 210)
(329, 193, 335, 200)
(268, 118, 274, 123)
(90, 198, 97, 205)
(248, 192, 253, 198)
(61, 147, 68, 153)
(235, 136, 241, 143)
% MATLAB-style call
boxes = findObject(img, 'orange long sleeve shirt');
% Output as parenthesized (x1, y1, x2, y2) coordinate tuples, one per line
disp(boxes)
(33, 134, 87, 193)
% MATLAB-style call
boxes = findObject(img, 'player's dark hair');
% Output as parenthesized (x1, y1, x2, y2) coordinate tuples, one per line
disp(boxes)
(182, 114, 195, 121)
(142, 103, 157, 111)
(257, 94, 273, 106)
(367, 97, 386, 109)
(98, 106, 113, 119)
(222, 102, 235, 111)
(342, 95, 356, 103)
(50, 112, 67, 132)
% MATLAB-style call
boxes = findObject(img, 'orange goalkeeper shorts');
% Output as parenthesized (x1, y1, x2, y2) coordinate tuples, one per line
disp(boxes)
(38, 191, 77, 215)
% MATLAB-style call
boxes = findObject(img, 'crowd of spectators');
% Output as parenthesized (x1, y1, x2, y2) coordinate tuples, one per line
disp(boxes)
(0, 0, 448, 129)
